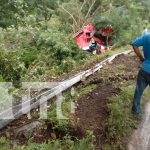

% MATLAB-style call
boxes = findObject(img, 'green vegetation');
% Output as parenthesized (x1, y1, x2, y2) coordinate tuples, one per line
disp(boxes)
(0, 136, 10, 150)
(0, 0, 149, 84)
(116, 64, 126, 71)
(0, 132, 95, 150)
(103, 86, 150, 150)
(46, 84, 96, 134)
(18, 134, 94, 150)
(0, 0, 150, 149)
(0, 84, 97, 150)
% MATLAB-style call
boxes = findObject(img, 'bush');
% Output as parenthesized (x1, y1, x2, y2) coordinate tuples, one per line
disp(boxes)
(19, 47, 39, 68)
(0, 52, 25, 87)
(93, 5, 143, 46)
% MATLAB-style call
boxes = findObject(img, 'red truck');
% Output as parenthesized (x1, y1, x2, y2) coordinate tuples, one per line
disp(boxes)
(73, 24, 113, 54)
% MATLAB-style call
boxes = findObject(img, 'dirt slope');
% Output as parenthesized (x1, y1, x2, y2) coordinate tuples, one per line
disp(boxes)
(76, 84, 115, 149)
(75, 53, 140, 149)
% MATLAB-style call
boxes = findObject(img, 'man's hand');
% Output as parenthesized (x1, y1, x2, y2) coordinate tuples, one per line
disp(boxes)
(133, 46, 144, 62)
(140, 58, 144, 63)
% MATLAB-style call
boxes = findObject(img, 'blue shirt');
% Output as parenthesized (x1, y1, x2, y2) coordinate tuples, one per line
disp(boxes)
(132, 33, 150, 74)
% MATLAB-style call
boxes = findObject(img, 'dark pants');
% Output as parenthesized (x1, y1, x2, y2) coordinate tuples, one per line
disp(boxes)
(132, 69, 150, 114)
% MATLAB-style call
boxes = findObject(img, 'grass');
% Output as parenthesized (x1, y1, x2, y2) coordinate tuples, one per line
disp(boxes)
(0, 136, 11, 150)
(0, 132, 95, 150)
(77, 45, 131, 72)
(0, 45, 129, 106)
(103, 86, 150, 150)
(2, 82, 149, 150)
(37, 45, 131, 81)
(46, 84, 97, 132)
(0, 82, 97, 150)
(0, 45, 135, 149)
(116, 64, 126, 71)
(21, 47, 148, 150)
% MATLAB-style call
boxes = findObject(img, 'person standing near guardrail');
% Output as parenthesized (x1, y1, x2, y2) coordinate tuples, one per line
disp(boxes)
(131, 33, 150, 115)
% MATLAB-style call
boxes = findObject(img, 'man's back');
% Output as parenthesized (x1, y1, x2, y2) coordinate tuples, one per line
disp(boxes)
(142, 34, 150, 59)
(132, 33, 150, 73)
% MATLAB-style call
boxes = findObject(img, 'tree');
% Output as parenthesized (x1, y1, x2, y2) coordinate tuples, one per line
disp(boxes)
(0, 0, 18, 28)
(59, 0, 100, 33)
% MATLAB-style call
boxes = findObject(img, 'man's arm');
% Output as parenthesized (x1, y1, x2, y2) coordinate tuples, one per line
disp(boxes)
(132, 46, 144, 62)
(132, 36, 145, 62)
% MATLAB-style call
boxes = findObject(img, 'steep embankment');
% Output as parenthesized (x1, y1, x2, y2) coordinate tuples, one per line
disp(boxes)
(75, 53, 142, 149)
(1, 51, 149, 150)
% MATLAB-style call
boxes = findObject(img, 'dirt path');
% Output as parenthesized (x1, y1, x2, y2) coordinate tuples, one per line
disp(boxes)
(128, 97, 150, 150)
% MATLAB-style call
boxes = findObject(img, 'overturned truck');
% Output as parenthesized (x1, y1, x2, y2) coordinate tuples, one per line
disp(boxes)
(73, 24, 113, 54)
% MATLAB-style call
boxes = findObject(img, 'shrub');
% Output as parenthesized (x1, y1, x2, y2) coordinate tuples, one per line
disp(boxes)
(0, 52, 25, 87)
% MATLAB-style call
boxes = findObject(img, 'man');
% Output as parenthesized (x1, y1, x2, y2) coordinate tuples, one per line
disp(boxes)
(132, 33, 150, 115)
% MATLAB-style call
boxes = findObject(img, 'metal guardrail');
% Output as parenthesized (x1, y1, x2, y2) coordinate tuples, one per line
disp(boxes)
(0, 50, 132, 129)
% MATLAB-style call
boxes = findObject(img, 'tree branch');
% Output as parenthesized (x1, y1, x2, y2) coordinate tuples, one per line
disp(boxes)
(92, 5, 101, 16)
(70, 24, 76, 34)
(81, 0, 96, 27)
(60, 5, 78, 26)
(80, 0, 88, 11)
(85, 0, 96, 19)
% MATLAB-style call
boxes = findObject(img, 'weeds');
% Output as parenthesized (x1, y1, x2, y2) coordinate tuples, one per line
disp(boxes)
(13, 132, 95, 150)
(0, 136, 10, 150)
(103, 86, 150, 149)
(47, 84, 97, 134)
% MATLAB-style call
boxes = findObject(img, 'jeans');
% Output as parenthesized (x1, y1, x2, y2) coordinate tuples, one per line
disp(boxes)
(132, 69, 150, 114)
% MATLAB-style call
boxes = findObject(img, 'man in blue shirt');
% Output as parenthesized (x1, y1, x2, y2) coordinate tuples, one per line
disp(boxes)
(132, 33, 150, 114)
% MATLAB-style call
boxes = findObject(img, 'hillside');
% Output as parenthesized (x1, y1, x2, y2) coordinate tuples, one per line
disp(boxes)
(0, 0, 150, 150)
